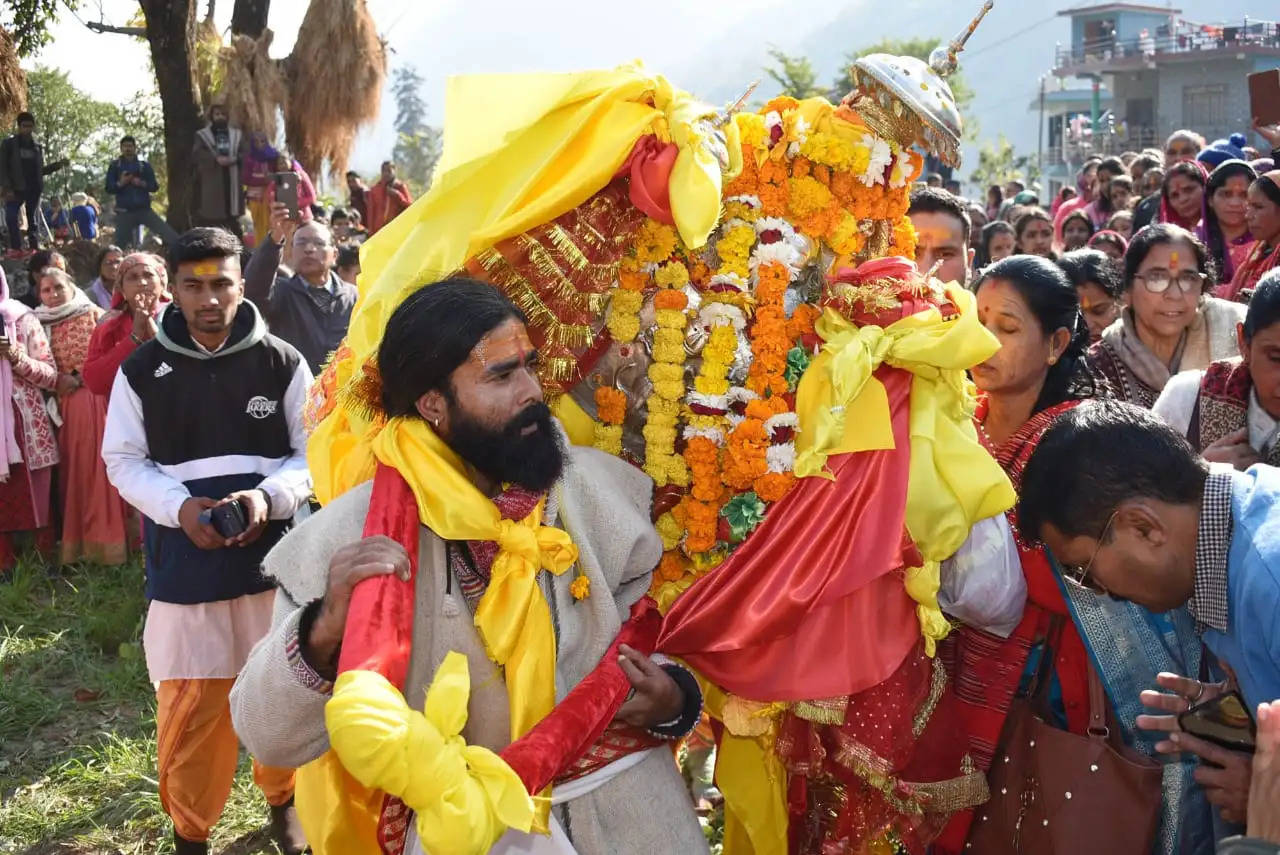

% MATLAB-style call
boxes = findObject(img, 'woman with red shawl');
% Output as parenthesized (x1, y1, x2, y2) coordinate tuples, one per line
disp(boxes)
(935, 255, 1101, 853)
(1159, 159, 1208, 231)
(83, 253, 169, 398)
(1223, 170, 1280, 302)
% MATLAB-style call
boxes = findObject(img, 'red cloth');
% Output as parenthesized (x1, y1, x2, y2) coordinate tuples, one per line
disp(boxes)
(82, 295, 170, 397)
(658, 365, 921, 702)
(934, 399, 1092, 855)
(1223, 241, 1280, 301)
(340, 463, 669, 841)
(619, 135, 677, 226)
(366, 181, 414, 235)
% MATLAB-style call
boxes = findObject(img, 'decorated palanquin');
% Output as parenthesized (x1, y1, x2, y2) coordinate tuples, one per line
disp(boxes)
(301, 5, 1016, 855)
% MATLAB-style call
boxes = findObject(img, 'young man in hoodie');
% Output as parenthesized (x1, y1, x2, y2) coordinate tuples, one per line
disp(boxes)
(102, 228, 312, 855)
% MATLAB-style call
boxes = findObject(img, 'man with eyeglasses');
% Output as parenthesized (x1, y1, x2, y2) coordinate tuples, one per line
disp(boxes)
(1018, 398, 1280, 830)
(243, 201, 358, 374)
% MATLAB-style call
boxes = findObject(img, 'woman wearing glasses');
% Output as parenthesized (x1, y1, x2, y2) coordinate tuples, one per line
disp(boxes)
(945, 253, 1218, 854)
(1089, 224, 1247, 408)
(936, 255, 1104, 853)
(1154, 269, 1280, 470)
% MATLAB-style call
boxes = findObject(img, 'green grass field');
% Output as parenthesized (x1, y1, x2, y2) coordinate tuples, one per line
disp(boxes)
(0, 556, 279, 855)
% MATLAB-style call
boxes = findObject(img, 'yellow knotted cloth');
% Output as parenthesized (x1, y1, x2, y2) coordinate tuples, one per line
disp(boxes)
(326, 654, 535, 855)
(794, 285, 1017, 652)
(298, 416, 579, 849)
(370, 416, 579, 747)
(310, 63, 738, 505)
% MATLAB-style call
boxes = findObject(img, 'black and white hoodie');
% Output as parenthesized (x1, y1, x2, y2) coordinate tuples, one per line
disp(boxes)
(103, 299, 313, 605)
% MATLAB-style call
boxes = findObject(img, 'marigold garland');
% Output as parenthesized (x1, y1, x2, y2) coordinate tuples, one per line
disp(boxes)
(643, 260, 691, 488)
(634, 218, 679, 265)
(592, 386, 627, 456)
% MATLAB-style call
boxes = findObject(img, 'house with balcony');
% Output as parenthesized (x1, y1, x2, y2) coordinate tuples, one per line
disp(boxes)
(1029, 81, 1115, 200)
(1043, 3, 1280, 180)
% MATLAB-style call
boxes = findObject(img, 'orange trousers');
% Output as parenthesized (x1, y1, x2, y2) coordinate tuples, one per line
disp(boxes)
(156, 678, 296, 842)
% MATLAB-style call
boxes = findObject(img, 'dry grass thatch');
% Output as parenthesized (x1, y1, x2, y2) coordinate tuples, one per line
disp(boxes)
(284, 0, 387, 178)
(0, 27, 27, 129)
(194, 13, 224, 114)
(219, 30, 288, 141)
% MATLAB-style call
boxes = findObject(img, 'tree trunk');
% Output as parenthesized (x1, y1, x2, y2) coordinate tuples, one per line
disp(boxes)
(139, 0, 203, 230)
(231, 0, 272, 38)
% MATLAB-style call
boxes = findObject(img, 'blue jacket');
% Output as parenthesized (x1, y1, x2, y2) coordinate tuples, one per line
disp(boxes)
(105, 157, 159, 211)
(1202, 467, 1280, 712)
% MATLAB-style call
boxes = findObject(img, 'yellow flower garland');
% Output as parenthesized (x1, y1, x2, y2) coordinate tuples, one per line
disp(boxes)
(643, 262, 691, 487)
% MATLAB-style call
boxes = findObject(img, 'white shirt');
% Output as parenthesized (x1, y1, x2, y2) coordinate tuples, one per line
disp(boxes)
(1153, 368, 1280, 455)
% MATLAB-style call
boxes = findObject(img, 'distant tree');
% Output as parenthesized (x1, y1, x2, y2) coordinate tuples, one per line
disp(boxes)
(969, 134, 1040, 191)
(390, 65, 441, 195)
(832, 37, 976, 138)
(763, 48, 823, 100)
(1, 0, 74, 56)
(23, 66, 121, 199)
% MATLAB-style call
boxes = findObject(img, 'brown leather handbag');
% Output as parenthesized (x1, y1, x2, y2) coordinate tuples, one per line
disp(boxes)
(966, 625, 1163, 854)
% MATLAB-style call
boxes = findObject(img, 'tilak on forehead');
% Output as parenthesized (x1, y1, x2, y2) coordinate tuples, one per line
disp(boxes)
(191, 261, 222, 277)
(1169, 250, 1180, 270)
(472, 322, 535, 371)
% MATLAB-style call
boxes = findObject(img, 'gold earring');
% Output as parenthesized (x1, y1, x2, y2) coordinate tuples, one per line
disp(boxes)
(1048, 356, 1057, 365)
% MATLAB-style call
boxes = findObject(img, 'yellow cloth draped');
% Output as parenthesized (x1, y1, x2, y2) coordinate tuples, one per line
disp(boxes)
(297, 417, 578, 851)
(325, 655, 536, 855)
(702, 683, 789, 855)
(370, 417, 579, 744)
(310, 63, 736, 505)
(792, 286, 1017, 651)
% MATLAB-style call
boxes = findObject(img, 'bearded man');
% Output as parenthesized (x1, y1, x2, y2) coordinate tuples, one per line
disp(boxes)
(231, 277, 706, 854)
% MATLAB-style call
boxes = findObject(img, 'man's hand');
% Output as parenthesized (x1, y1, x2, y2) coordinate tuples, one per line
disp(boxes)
(55, 373, 80, 397)
(613, 644, 684, 728)
(1170, 731, 1252, 824)
(268, 201, 295, 246)
(178, 496, 227, 550)
(221, 489, 269, 546)
(303, 537, 412, 674)
(1137, 671, 1228, 738)
(1254, 120, 1280, 149)
(1248, 700, 1280, 842)
(1202, 428, 1261, 471)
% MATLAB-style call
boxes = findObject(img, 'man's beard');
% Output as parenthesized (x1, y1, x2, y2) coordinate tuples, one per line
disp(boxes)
(444, 401, 564, 493)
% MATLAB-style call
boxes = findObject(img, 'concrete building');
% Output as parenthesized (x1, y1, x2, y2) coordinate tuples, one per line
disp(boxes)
(1033, 3, 1280, 197)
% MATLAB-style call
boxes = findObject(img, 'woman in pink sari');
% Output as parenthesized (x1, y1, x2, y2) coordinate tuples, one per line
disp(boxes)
(35, 268, 130, 565)
(0, 267, 58, 572)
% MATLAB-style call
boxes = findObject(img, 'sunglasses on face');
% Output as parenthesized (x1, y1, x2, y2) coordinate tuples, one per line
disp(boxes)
(1134, 269, 1204, 295)
(1061, 511, 1116, 595)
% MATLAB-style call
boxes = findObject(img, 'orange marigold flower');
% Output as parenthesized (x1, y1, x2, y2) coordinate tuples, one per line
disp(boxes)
(658, 552, 687, 582)
(654, 289, 689, 311)
(595, 386, 628, 425)
(754, 472, 796, 503)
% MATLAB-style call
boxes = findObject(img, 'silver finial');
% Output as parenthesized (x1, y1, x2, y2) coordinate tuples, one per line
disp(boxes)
(715, 80, 760, 128)
(929, 1, 995, 77)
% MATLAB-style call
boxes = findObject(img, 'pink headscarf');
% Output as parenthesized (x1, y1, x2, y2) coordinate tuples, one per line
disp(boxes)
(110, 252, 169, 312)
(1, 267, 32, 481)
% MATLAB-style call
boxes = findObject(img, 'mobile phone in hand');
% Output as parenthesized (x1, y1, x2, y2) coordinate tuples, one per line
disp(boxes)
(272, 172, 300, 221)
(1178, 690, 1256, 752)
(209, 500, 249, 539)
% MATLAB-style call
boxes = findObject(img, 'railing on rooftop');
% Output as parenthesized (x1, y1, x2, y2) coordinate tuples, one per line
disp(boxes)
(1055, 19, 1280, 69)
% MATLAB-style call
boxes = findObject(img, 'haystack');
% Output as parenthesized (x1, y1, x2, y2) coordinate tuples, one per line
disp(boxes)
(219, 30, 288, 140)
(284, 0, 386, 178)
(0, 27, 26, 129)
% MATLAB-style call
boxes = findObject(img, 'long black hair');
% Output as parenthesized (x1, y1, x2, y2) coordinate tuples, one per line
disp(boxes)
(975, 220, 1016, 269)
(975, 254, 1097, 413)
(1058, 248, 1123, 299)
(378, 276, 526, 417)
(1202, 160, 1257, 280)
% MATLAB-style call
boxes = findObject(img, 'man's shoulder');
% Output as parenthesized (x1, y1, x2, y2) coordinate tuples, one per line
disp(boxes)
(257, 332, 306, 372)
(562, 444, 654, 519)
(119, 338, 167, 381)
(263, 480, 375, 602)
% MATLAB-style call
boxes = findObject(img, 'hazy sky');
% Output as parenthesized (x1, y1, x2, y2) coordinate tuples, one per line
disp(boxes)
(28, 0, 816, 177)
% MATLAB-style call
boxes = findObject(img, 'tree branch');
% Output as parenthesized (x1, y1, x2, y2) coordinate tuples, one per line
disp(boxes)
(85, 21, 146, 36)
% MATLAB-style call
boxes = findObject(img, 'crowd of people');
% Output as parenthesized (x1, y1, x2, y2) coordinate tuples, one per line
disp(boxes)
(7, 90, 1280, 854)
(0, 105, 411, 256)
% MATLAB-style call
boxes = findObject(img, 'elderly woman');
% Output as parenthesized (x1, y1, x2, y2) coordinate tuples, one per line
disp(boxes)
(0, 268, 59, 572)
(1089, 223, 1246, 408)
(83, 253, 170, 397)
(34, 268, 129, 565)
(1155, 268, 1280, 469)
